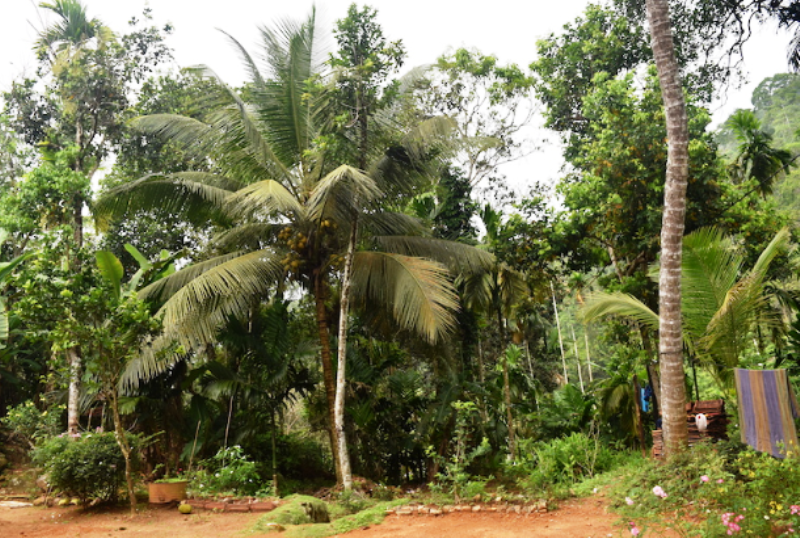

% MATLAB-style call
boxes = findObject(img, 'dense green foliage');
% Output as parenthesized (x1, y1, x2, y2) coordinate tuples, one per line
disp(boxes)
(0, 2, 798, 531)
(32, 431, 135, 503)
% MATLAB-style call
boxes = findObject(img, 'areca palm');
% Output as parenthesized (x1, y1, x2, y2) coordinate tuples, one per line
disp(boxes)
(582, 227, 790, 392)
(726, 109, 794, 197)
(460, 204, 529, 461)
(96, 10, 490, 483)
(35, 0, 112, 69)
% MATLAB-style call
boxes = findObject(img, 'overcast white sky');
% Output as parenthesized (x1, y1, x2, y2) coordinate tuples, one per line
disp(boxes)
(0, 0, 794, 196)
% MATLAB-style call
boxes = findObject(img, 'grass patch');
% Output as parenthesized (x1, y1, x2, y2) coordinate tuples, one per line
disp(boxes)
(254, 494, 329, 527)
(252, 497, 408, 538)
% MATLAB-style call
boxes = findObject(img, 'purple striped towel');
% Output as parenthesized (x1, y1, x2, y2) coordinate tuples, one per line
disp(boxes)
(734, 369, 799, 458)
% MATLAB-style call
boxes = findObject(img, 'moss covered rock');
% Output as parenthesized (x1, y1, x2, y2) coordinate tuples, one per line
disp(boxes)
(260, 495, 329, 525)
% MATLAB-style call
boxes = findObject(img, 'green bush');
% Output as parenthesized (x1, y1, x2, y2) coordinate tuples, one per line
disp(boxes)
(516, 431, 615, 490)
(189, 445, 264, 497)
(32, 431, 132, 503)
(1, 401, 64, 448)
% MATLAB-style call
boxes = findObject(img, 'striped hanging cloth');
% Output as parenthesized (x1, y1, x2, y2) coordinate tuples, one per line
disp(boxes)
(734, 369, 800, 458)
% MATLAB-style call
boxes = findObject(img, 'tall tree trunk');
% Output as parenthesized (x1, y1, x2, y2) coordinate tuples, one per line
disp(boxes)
(334, 216, 358, 490)
(571, 324, 585, 393)
(646, 0, 690, 456)
(109, 391, 136, 516)
(66, 348, 81, 435)
(496, 307, 516, 461)
(584, 330, 594, 383)
(313, 271, 342, 483)
(551, 282, 569, 385)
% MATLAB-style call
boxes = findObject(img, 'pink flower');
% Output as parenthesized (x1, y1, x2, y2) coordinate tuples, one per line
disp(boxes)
(717, 478, 724, 484)
(630, 522, 640, 536)
(652, 485, 668, 499)
(791, 505, 800, 515)
(700, 475, 709, 483)
(626, 497, 634, 506)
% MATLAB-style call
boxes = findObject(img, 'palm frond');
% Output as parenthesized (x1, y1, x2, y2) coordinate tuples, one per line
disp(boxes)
(201, 86, 296, 186)
(218, 29, 266, 88)
(131, 114, 218, 157)
(138, 252, 247, 303)
(351, 252, 459, 343)
(255, 9, 322, 167)
(750, 227, 790, 279)
(374, 236, 494, 273)
(360, 211, 425, 236)
(158, 249, 283, 343)
(581, 292, 659, 332)
(212, 223, 282, 250)
(307, 165, 382, 224)
(681, 227, 741, 341)
(226, 179, 305, 219)
(94, 173, 234, 229)
(498, 264, 529, 318)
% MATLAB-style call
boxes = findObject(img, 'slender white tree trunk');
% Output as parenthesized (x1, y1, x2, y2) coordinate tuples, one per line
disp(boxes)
(334, 216, 358, 490)
(551, 282, 569, 384)
(646, 0, 690, 455)
(66, 348, 81, 435)
(584, 330, 594, 383)
(570, 324, 585, 393)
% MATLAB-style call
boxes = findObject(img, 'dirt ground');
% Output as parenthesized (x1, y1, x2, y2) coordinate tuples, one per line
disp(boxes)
(0, 496, 631, 538)
(332, 497, 628, 538)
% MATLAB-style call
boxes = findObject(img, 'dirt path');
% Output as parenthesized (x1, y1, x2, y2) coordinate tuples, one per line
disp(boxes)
(332, 497, 626, 538)
(0, 496, 628, 537)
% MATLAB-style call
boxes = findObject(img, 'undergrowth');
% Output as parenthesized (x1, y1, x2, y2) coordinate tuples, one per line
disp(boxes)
(600, 440, 800, 537)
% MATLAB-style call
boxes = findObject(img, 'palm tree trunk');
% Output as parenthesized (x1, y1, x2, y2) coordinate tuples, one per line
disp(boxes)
(313, 271, 342, 483)
(334, 217, 358, 490)
(646, 0, 690, 456)
(496, 308, 516, 461)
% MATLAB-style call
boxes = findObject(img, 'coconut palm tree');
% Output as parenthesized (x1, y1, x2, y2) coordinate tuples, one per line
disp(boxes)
(582, 227, 790, 394)
(645, 0, 691, 456)
(95, 10, 491, 484)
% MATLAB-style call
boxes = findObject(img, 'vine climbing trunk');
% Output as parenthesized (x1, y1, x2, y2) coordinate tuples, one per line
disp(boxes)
(645, 0, 690, 456)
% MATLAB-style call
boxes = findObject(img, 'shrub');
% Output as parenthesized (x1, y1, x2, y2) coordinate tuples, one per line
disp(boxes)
(1, 401, 64, 448)
(189, 445, 264, 497)
(611, 441, 800, 537)
(32, 431, 133, 503)
(517, 431, 616, 490)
